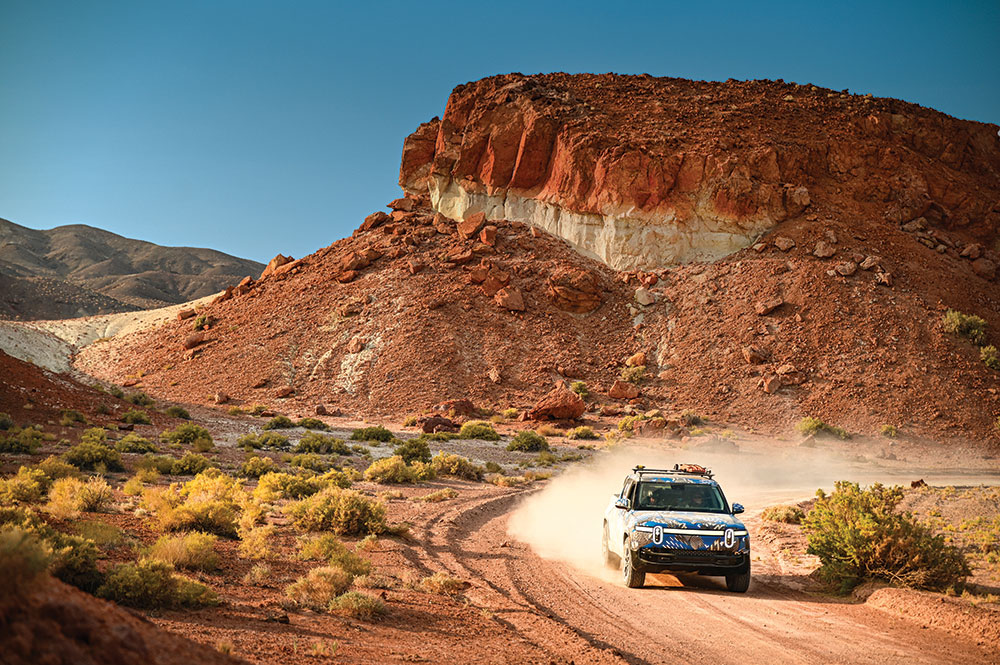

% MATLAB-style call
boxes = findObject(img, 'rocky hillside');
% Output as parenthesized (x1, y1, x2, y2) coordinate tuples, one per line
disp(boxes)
(73, 74, 1000, 444)
(401, 73, 1000, 271)
(0, 218, 264, 319)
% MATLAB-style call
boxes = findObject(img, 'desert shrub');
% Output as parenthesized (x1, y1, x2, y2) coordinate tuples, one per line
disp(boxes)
(0, 507, 103, 592)
(418, 572, 466, 596)
(501, 408, 519, 419)
(243, 562, 271, 585)
(286, 487, 386, 535)
(298, 534, 371, 576)
(170, 453, 213, 476)
(263, 415, 295, 430)
(97, 559, 217, 608)
(982, 345, 1000, 370)
(363, 456, 421, 484)
(59, 409, 87, 427)
(296, 417, 329, 431)
(95, 403, 111, 415)
(393, 438, 431, 464)
(238, 525, 274, 559)
(0, 467, 51, 505)
(330, 591, 386, 620)
(620, 365, 646, 384)
(536, 424, 564, 437)
(942, 309, 987, 346)
(227, 406, 243, 416)
(349, 425, 393, 442)
(0, 412, 14, 430)
(240, 455, 277, 478)
(403, 415, 418, 427)
(566, 426, 598, 440)
(285, 565, 354, 610)
(192, 313, 214, 330)
(46, 476, 114, 517)
(484, 461, 502, 474)
(507, 430, 549, 452)
(123, 469, 158, 496)
(126, 392, 155, 407)
(238, 431, 289, 450)
(0, 426, 44, 454)
(414, 488, 459, 503)
(137, 454, 178, 474)
(149, 532, 219, 570)
(34, 456, 79, 481)
(151, 470, 245, 537)
(535, 451, 558, 467)
(570, 381, 590, 398)
(458, 421, 500, 441)
(289, 453, 328, 472)
(164, 406, 191, 420)
(803, 481, 970, 592)
(430, 452, 484, 481)
(0, 528, 51, 596)
(253, 471, 318, 502)
(296, 432, 350, 455)
(74, 520, 124, 549)
(160, 423, 212, 448)
(108, 386, 125, 399)
(115, 433, 157, 453)
(64, 439, 124, 472)
(796, 417, 850, 440)
(121, 409, 151, 425)
(762, 505, 805, 524)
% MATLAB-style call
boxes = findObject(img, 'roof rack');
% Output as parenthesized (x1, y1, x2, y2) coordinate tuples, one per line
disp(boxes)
(632, 463, 714, 479)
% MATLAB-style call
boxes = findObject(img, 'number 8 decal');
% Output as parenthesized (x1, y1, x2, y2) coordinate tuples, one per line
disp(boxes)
(653, 525, 663, 545)
(724, 528, 735, 548)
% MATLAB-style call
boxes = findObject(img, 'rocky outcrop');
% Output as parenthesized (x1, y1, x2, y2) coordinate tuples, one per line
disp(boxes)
(529, 384, 585, 420)
(401, 74, 1000, 270)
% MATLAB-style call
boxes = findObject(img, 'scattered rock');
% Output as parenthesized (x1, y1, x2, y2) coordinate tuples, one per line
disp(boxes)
(530, 226, 543, 238)
(359, 211, 391, 233)
(960, 243, 982, 260)
(813, 241, 836, 258)
(387, 197, 415, 212)
(433, 399, 476, 417)
(183, 332, 207, 350)
(275, 386, 294, 398)
(214, 393, 230, 405)
(609, 380, 640, 400)
(635, 287, 655, 306)
(176, 308, 196, 321)
(626, 352, 646, 367)
(548, 267, 603, 313)
(972, 258, 996, 280)
(314, 404, 328, 416)
(421, 415, 459, 433)
(495, 287, 526, 311)
(407, 259, 425, 275)
(742, 345, 766, 364)
(261, 254, 294, 279)
(754, 297, 783, 315)
(773, 237, 795, 251)
(457, 212, 487, 240)
(487, 367, 501, 384)
(529, 384, 585, 420)
(761, 375, 783, 394)
(901, 217, 927, 233)
(875, 271, 893, 286)
(479, 225, 498, 246)
(834, 261, 857, 276)
(859, 255, 880, 270)
(347, 337, 365, 354)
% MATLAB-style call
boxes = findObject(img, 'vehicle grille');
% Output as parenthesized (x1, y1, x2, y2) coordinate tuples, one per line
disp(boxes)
(639, 547, 743, 566)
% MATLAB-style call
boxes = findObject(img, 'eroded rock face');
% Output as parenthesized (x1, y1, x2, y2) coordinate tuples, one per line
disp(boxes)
(400, 73, 1000, 270)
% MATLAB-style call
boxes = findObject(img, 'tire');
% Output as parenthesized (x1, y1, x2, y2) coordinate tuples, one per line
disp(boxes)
(601, 523, 619, 568)
(622, 537, 645, 588)
(726, 563, 751, 593)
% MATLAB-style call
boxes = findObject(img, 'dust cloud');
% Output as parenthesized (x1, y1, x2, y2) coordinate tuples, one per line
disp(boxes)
(506, 443, 913, 579)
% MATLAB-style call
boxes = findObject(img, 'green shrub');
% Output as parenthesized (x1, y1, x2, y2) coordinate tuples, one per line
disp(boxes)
(46, 476, 114, 517)
(240, 455, 277, 478)
(121, 409, 151, 425)
(64, 439, 124, 472)
(458, 421, 500, 441)
(137, 454, 178, 474)
(620, 365, 646, 384)
(285, 566, 354, 610)
(263, 415, 295, 430)
(330, 591, 386, 620)
(109, 386, 125, 399)
(363, 456, 421, 484)
(393, 438, 431, 464)
(484, 461, 502, 474)
(566, 426, 598, 440)
(796, 417, 850, 440)
(0, 412, 14, 430)
(286, 487, 386, 535)
(501, 408, 519, 419)
(942, 309, 987, 346)
(0, 507, 103, 592)
(34, 456, 79, 481)
(238, 431, 290, 450)
(150, 470, 244, 537)
(349, 426, 393, 442)
(148, 532, 219, 570)
(570, 381, 589, 398)
(164, 406, 191, 420)
(298, 534, 371, 576)
(0, 528, 51, 596)
(981, 345, 1000, 370)
(289, 453, 328, 472)
(880, 424, 899, 438)
(0, 467, 51, 505)
(192, 313, 214, 331)
(0, 426, 44, 454)
(238, 525, 274, 559)
(115, 433, 157, 454)
(170, 453, 213, 476)
(418, 572, 466, 596)
(296, 418, 329, 431)
(97, 559, 217, 608)
(414, 488, 459, 503)
(160, 423, 212, 448)
(59, 409, 87, 427)
(507, 430, 549, 452)
(762, 505, 805, 524)
(296, 432, 350, 455)
(430, 452, 484, 481)
(126, 392, 155, 407)
(803, 481, 970, 592)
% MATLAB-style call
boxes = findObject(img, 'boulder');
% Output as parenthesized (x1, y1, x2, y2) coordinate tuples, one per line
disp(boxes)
(529, 385, 586, 421)
(762, 375, 783, 394)
(359, 211, 390, 233)
(960, 243, 982, 260)
(421, 415, 459, 433)
(183, 332, 207, 350)
(479, 225, 498, 246)
(626, 351, 646, 367)
(387, 197, 415, 212)
(433, 399, 477, 417)
(347, 337, 365, 354)
(457, 212, 487, 239)
(548, 267, 603, 313)
(275, 386, 294, 398)
(314, 404, 328, 416)
(407, 260, 425, 275)
(609, 380, 640, 399)
(972, 258, 996, 280)
(859, 255, 880, 270)
(495, 287, 526, 311)
(177, 308, 196, 321)
(261, 254, 294, 279)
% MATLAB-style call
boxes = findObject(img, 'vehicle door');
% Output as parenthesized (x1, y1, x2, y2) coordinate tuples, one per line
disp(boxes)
(609, 478, 634, 555)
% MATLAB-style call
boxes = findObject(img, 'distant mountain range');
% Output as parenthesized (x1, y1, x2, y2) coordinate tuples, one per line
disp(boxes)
(0, 218, 265, 320)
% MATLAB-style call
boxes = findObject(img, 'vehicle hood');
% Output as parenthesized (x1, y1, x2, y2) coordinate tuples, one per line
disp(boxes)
(631, 510, 745, 531)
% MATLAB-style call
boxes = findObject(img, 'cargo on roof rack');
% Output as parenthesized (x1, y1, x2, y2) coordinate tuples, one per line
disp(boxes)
(631, 463, 713, 479)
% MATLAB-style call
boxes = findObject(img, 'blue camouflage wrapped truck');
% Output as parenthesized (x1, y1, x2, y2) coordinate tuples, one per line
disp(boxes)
(602, 464, 751, 592)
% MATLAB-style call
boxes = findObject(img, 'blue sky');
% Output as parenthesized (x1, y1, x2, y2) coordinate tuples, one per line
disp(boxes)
(1, 1, 997, 263)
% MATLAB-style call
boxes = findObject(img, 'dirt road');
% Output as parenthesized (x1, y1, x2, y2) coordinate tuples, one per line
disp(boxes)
(401, 484, 998, 665)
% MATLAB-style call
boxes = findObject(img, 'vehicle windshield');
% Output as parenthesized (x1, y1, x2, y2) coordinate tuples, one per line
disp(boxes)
(634, 481, 728, 513)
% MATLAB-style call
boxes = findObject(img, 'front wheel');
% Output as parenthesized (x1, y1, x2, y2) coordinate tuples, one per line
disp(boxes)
(622, 539, 645, 588)
(601, 523, 619, 569)
(726, 565, 751, 593)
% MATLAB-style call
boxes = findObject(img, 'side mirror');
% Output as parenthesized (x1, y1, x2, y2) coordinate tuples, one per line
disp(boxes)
(614, 498, 631, 510)
(732, 503, 745, 515)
